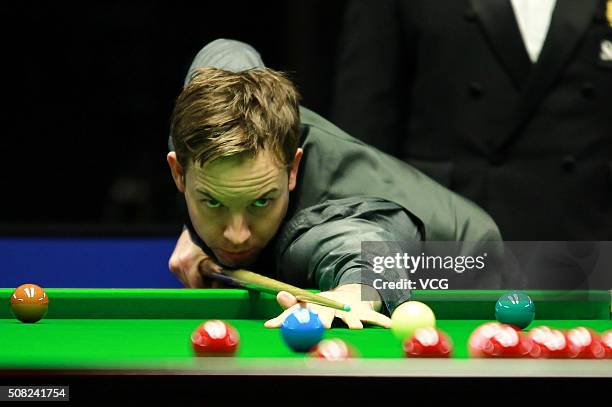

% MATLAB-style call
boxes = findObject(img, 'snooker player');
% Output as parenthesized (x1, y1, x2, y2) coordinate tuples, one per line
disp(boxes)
(167, 39, 502, 329)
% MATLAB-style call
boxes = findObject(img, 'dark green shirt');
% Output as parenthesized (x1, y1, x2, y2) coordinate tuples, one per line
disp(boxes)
(291, 106, 501, 242)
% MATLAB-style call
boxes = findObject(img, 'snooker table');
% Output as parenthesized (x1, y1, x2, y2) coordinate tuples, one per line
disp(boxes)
(1, 289, 611, 402)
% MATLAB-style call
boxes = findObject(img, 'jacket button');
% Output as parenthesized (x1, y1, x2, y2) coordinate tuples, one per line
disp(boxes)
(464, 9, 477, 22)
(562, 155, 576, 171)
(469, 82, 484, 98)
(581, 83, 594, 99)
(593, 12, 607, 23)
(489, 152, 504, 166)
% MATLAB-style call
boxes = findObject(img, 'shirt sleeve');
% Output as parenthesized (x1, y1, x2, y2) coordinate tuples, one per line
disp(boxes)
(276, 202, 421, 315)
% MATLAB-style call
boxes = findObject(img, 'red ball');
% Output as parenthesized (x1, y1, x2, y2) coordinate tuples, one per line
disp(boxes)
(528, 326, 576, 358)
(311, 339, 355, 361)
(566, 327, 606, 359)
(482, 325, 536, 358)
(469, 323, 536, 358)
(191, 320, 239, 356)
(601, 330, 612, 359)
(403, 327, 452, 358)
(467, 322, 504, 357)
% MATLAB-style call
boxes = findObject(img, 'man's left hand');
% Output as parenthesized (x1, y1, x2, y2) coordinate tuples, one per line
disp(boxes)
(264, 284, 391, 329)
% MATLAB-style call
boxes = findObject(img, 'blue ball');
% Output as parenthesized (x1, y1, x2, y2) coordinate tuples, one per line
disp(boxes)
(495, 290, 536, 329)
(280, 308, 325, 352)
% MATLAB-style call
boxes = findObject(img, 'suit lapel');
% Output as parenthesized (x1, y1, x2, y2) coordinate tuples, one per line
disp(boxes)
(492, 0, 600, 151)
(469, 0, 532, 89)
(519, 0, 599, 115)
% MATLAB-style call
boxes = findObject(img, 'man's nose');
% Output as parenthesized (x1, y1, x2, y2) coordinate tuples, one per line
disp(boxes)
(223, 214, 251, 246)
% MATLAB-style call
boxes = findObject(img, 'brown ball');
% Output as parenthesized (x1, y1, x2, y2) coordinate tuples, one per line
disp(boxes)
(10, 284, 49, 323)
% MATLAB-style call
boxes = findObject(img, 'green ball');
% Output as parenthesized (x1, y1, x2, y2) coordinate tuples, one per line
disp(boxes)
(391, 301, 436, 342)
(495, 291, 535, 329)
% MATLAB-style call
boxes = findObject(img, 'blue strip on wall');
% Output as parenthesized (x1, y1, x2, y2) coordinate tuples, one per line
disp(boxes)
(0, 237, 182, 288)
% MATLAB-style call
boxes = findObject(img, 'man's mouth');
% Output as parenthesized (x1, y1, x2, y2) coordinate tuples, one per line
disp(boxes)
(217, 249, 254, 262)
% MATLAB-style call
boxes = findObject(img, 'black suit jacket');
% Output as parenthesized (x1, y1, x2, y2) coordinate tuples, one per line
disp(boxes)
(332, 0, 612, 240)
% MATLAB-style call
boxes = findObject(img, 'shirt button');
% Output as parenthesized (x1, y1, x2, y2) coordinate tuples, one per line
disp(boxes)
(581, 83, 594, 99)
(489, 152, 504, 166)
(562, 155, 576, 171)
(593, 12, 607, 23)
(464, 9, 477, 22)
(469, 82, 484, 99)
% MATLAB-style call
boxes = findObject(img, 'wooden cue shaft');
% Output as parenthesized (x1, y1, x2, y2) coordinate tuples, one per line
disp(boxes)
(213, 269, 351, 312)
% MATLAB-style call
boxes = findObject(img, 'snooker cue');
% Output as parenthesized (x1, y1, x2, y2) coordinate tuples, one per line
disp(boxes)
(204, 268, 351, 312)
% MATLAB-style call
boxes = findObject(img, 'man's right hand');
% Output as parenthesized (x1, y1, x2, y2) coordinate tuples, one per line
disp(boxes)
(168, 228, 223, 288)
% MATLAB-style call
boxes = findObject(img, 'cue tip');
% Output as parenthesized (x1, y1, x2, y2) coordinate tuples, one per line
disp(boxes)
(343, 304, 351, 312)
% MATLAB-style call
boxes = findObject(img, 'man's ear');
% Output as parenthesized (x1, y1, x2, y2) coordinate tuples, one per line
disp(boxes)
(288, 148, 303, 192)
(167, 152, 186, 193)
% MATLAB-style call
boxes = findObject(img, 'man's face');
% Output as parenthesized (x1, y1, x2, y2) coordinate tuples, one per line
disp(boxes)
(172, 149, 301, 268)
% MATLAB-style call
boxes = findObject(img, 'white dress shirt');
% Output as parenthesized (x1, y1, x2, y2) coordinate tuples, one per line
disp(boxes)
(510, 0, 557, 62)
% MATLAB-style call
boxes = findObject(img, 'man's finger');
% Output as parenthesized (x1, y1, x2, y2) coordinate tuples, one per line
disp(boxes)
(264, 305, 299, 328)
(360, 311, 392, 328)
(276, 291, 299, 310)
(199, 257, 224, 275)
(340, 313, 364, 330)
(195, 257, 222, 288)
(313, 306, 335, 329)
(185, 270, 204, 288)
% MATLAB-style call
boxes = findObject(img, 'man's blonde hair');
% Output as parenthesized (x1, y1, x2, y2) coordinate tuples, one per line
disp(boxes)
(171, 67, 301, 169)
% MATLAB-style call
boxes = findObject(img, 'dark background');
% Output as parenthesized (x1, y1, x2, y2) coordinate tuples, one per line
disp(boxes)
(0, 1, 347, 234)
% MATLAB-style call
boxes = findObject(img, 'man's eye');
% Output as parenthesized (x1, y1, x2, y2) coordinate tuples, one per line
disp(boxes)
(205, 199, 222, 209)
(253, 198, 270, 208)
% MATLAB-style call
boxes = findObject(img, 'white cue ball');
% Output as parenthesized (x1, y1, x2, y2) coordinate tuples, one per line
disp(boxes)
(391, 301, 436, 342)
